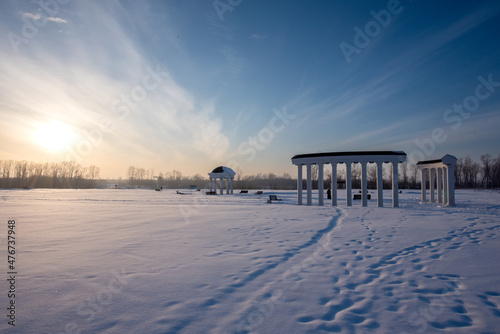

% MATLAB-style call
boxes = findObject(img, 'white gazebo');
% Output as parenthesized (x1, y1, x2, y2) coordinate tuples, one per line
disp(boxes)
(208, 166, 236, 195)
(416, 154, 457, 206)
(291, 151, 407, 207)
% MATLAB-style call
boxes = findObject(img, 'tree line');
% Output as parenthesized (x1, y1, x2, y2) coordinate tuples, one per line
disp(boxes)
(2, 153, 499, 190)
(0, 160, 100, 189)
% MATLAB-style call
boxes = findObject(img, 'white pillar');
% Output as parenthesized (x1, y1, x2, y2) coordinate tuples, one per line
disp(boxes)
(447, 165, 455, 206)
(443, 166, 448, 204)
(226, 178, 229, 194)
(361, 162, 368, 207)
(318, 163, 324, 206)
(230, 178, 233, 194)
(437, 168, 443, 203)
(219, 178, 223, 195)
(346, 163, 352, 206)
(297, 165, 303, 205)
(331, 163, 337, 206)
(377, 162, 383, 207)
(421, 169, 427, 202)
(392, 162, 399, 208)
(430, 168, 435, 203)
(306, 164, 312, 206)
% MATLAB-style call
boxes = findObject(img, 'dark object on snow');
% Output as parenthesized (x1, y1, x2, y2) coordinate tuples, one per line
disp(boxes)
(327, 188, 331, 199)
(267, 195, 282, 203)
(240, 190, 248, 193)
(354, 194, 371, 200)
(255, 191, 263, 195)
(206, 191, 217, 195)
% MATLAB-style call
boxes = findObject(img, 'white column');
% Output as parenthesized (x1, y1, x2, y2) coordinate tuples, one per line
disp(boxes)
(377, 162, 383, 207)
(443, 166, 448, 204)
(331, 163, 337, 206)
(346, 163, 352, 206)
(306, 164, 312, 206)
(361, 162, 368, 207)
(421, 169, 427, 202)
(437, 168, 443, 203)
(226, 178, 230, 194)
(219, 178, 223, 195)
(297, 165, 303, 205)
(230, 178, 233, 194)
(447, 165, 455, 206)
(392, 162, 399, 208)
(318, 163, 324, 206)
(430, 169, 435, 203)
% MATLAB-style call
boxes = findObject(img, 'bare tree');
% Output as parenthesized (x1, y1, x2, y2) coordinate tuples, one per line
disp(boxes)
(480, 154, 492, 188)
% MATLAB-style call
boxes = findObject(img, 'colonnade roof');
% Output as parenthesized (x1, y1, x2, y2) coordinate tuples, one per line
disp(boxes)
(291, 151, 406, 165)
(416, 154, 457, 166)
(292, 151, 406, 159)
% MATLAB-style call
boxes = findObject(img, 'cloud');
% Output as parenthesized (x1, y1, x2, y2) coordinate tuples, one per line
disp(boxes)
(250, 34, 267, 40)
(21, 12, 68, 24)
(0, 2, 230, 175)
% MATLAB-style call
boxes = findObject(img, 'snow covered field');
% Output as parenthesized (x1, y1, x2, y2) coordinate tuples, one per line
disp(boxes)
(1, 188, 500, 334)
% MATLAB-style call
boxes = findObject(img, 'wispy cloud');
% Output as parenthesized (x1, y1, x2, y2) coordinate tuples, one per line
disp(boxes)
(250, 34, 267, 40)
(21, 12, 68, 24)
(0, 2, 230, 174)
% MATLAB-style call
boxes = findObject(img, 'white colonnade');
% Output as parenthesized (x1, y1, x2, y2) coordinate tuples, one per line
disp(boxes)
(291, 151, 407, 208)
(417, 154, 457, 206)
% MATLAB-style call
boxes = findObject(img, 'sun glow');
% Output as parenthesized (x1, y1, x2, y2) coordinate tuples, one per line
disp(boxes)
(34, 120, 76, 152)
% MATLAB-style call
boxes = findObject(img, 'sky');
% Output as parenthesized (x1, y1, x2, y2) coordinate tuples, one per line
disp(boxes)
(1, 0, 499, 178)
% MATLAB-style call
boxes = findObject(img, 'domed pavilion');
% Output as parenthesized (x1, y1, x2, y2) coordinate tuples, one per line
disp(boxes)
(208, 166, 236, 195)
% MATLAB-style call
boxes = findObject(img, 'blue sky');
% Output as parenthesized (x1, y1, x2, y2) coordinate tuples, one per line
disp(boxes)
(1, 0, 499, 178)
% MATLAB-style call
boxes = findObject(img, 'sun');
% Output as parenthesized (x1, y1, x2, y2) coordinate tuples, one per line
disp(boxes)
(34, 120, 76, 152)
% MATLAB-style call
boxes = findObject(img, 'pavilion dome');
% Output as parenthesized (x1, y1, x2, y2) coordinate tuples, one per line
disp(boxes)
(209, 166, 236, 178)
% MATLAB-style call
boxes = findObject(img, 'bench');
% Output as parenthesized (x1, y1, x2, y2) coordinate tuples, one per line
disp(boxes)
(353, 194, 371, 200)
(240, 190, 248, 193)
(255, 191, 263, 195)
(267, 195, 282, 203)
(205, 191, 217, 195)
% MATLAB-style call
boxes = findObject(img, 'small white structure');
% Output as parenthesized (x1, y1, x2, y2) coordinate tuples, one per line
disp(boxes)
(291, 151, 407, 207)
(417, 154, 457, 206)
(208, 166, 236, 195)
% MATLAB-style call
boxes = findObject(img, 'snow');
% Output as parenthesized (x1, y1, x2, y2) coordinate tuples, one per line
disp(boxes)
(1, 188, 499, 333)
